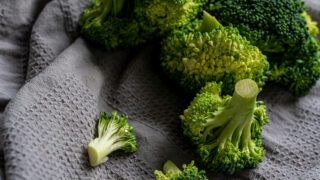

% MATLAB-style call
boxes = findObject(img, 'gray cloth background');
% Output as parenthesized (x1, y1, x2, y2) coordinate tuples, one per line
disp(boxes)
(0, 0, 320, 179)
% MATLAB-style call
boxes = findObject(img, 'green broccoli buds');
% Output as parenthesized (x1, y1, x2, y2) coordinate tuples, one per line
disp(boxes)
(302, 11, 319, 37)
(154, 160, 208, 180)
(161, 11, 269, 95)
(135, 0, 207, 35)
(181, 79, 268, 174)
(79, 0, 207, 51)
(88, 111, 137, 167)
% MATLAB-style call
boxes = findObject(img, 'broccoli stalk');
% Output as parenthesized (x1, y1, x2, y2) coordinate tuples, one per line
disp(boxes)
(201, 79, 258, 142)
(162, 160, 181, 174)
(88, 112, 137, 167)
(181, 79, 268, 174)
(154, 160, 208, 180)
(199, 11, 222, 33)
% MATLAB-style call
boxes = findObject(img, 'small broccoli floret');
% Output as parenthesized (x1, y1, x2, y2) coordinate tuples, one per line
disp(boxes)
(161, 11, 269, 95)
(180, 79, 268, 174)
(268, 35, 320, 95)
(88, 111, 137, 167)
(135, 0, 207, 35)
(205, 0, 320, 95)
(302, 11, 319, 37)
(154, 160, 208, 180)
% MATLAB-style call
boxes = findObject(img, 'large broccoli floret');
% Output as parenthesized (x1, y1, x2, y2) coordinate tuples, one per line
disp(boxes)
(88, 111, 137, 166)
(154, 160, 208, 180)
(134, 0, 207, 35)
(180, 79, 268, 174)
(205, 0, 320, 95)
(79, 0, 151, 51)
(161, 11, 269, 95)
(79, 0, 206, 51)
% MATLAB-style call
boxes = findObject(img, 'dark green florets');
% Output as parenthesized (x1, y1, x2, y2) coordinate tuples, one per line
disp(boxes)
(154, 160, 208, 180)
(135, 0, 207, 35)
(205, 0, 308, 53)
(180, 79, 268, 174)
(79, 0, 207, 51)
(205, 0, 320, 95)
(161, 12, 269, 95)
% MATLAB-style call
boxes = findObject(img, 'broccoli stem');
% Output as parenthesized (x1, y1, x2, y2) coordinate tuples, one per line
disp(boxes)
(199, 11, 222, 33)
(88, 128, 124, 166)
(112, 0, 125, 16)
(203, 79, 259, 150)
(163, 160, 181, 174)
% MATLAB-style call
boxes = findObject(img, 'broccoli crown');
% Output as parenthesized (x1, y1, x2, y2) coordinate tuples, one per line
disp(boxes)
(154, 160, 208, 180)
(205, 0, 320, 95)
(134, 0, 207, 35)
(79, 0, 206, 51)
(161, 11, 269, 95)
(205, 0, 308, 53)
(180, 79, 268, 174)
(79, 0, 154, 51)
(88, 111, 137, 167)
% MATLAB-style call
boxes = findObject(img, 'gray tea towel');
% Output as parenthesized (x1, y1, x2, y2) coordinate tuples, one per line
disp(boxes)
(0, 0, 320, 179)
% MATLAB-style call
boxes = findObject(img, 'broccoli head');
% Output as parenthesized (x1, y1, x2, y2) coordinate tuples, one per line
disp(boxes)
(205, 0, 320, 95)
(79, 0, 154, 51)
(180, 79, 268, 174)
(88, 111, 137, 166)
(161, 11, 269, 95)
(79, 0, 206, 51)
(154, 160, 208, 180)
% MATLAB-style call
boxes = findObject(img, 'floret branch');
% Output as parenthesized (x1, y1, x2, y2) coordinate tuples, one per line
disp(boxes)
(87, 111, 137, 167)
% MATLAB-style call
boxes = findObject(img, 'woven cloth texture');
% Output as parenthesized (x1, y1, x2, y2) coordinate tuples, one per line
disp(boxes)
(0, 0, 320, 179)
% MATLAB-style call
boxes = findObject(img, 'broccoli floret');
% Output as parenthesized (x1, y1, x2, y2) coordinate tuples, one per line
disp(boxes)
(79, 0, 206, 51)
(88, 111, 137, 167)
(180, 79, 268, 174)
(205, 0, 320, 95)
(302, 11, 319, 37)
(134, 0, 207, 35)
(268, 35, 320, 95)
(79, 0, 153, 51)
(154, 160, 208, 180)
(161, 11, 269, 95)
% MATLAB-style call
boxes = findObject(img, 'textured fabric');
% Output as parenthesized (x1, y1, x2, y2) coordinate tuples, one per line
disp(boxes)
(0, 0, 319, 179)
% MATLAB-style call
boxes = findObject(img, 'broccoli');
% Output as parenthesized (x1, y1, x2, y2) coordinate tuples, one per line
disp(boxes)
(161, 11, 269, 95)
(79, 0, 206, 51)
(154, 160, 208, 180)
(302, 11, 319, 37)
(88, 111, 137, 167)
(134, 0, 207, 35)
(79, 0, 150, 51)
(205, 0, 320, 95)
(180, 79, 268, 174)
